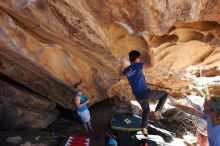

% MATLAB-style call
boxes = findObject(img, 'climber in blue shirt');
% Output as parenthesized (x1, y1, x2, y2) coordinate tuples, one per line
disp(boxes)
(119, 48, 168, 136)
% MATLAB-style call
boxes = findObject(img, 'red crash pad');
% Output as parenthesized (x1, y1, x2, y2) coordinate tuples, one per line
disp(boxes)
(64, 136, 90, 146)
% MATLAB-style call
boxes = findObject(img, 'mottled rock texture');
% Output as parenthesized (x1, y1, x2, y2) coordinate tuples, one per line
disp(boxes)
(0, 0, 220, 112)
(0, 79, 59, 129)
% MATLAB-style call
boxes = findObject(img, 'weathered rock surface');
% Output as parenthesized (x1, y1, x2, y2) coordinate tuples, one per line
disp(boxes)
(0, 79, 56, 111)
(0, 79, 59, 129)
(0, 44, 74, 109)
(0, 103, 59, 129)
(0, 130, 61, 146)
(6, 136, 23, 145)
(0, 0, 220, 110)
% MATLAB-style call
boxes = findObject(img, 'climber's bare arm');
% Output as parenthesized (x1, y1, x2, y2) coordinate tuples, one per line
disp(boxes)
(143, 46, 155, 69)
(176, 104, 203, 118)
(119, 60, 125, 76)
(169, 96, 203, 118)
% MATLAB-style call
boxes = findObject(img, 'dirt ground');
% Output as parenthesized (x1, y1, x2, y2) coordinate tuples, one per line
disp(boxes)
(0, 98, 196, 146)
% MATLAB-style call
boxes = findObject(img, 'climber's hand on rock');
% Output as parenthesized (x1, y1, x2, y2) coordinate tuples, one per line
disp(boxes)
(120, 58, 126, 67)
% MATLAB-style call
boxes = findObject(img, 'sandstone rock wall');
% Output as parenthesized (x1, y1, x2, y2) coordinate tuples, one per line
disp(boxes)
(0, 0, 220, 110)
(0, 79, 59, 129)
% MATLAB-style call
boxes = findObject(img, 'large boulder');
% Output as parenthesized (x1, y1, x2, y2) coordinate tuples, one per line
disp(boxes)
(0, 80, 56, 111)
(0, 80, 59, 129)
(0, 0, 220, 109)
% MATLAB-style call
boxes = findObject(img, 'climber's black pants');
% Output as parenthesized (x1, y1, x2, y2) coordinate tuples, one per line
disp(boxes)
(136, 89, 168, 128)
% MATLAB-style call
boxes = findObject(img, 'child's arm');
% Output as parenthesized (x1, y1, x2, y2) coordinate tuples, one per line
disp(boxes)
(169, 96, 203, 118)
